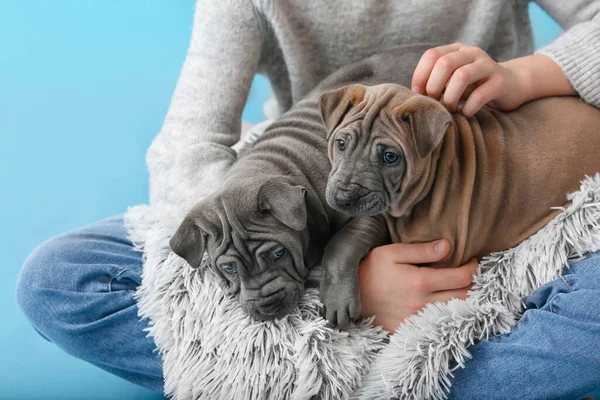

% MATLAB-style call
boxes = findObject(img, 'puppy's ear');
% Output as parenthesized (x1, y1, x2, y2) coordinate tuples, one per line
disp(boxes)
(393, 96, 452, 159)
(170, 213, 207, 269)
(318, 84, 366, 139)
(258, 180, 307, 231)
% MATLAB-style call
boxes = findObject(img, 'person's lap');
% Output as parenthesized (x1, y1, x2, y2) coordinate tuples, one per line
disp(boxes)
(16, 215, 600, 397)
(16, 215, 163, 392)
(449, 251, 600, 399)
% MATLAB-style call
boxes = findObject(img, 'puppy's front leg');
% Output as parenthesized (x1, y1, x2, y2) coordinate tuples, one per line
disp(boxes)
(320, 215, 388, 329)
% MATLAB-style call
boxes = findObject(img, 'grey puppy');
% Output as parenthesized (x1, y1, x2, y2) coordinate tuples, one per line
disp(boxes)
(170, 45, 436, 328)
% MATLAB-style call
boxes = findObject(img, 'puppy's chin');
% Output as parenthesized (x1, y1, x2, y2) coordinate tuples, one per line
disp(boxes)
(244, 291, 300, 322)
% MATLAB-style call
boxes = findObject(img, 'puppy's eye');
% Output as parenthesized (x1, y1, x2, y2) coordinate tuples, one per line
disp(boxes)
(383, 152, 399, 164)
(222, 264, 237, 275)
(335, 139, 347, 151)
(271, 247, 286, 261)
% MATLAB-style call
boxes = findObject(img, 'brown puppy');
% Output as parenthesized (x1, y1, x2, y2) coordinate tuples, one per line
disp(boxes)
(319, 83, 600, 267)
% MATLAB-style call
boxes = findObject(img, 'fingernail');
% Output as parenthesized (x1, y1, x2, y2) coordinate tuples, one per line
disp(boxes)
(434, 240, 446, 254)
(412, 85, 421, 94)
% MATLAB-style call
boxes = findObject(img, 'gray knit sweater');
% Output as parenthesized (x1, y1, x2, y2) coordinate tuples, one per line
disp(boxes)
(147, 0, 600, 220)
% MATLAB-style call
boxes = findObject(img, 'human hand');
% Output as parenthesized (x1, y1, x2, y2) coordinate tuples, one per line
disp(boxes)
(411, 43, 532, 118)
(358, 239, 479, 333)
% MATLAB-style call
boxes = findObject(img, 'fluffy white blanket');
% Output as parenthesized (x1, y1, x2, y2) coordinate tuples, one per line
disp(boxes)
(125, 174, 600, 400)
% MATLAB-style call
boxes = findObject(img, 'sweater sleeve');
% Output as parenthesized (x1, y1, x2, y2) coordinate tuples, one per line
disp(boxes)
(534, 0, 600, 107)
(146, 0, 264, 222)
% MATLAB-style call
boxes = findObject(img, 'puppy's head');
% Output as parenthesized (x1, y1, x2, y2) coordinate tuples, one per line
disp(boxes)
(169, 178, 310, 321)
(319, 83, 452, 217)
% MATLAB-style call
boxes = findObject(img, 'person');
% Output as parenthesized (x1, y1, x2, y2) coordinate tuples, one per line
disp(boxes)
(16, 1, 600, 398)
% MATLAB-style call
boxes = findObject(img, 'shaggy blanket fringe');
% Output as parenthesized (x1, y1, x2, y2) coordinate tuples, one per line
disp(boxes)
(125, 174, 600, 400)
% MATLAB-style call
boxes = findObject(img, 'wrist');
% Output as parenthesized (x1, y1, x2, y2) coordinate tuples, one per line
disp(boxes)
(501, 57, 537, 105)
(501, 54, 576, 104)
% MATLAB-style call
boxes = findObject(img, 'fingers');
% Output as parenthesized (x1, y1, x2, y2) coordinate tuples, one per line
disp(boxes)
(427, 286, 472, 304)
(443, 62, 491, 112)
(412, 43, 507, 117)
(461, 76, 505, 117)
(425, 50, 477, 99)
(412, 43, 462, 94)
(378, 239, 451, 265)
(421, 258, 479, 291)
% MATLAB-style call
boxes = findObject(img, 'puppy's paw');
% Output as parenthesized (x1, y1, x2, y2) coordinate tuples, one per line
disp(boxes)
(319, 278, 361, 330)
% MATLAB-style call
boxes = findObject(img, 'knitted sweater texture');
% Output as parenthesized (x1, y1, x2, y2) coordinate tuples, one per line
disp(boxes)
(147, 0, 600, 220)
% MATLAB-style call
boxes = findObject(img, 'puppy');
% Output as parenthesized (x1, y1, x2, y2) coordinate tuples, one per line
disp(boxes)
(319, 83, 600, 268)
(169, 46, 436, 327)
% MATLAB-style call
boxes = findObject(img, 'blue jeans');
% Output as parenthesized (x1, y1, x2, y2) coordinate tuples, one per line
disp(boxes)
(16, 216, 600, 398)
(449, 251, 600, 399)
(16, 215, 163, 392)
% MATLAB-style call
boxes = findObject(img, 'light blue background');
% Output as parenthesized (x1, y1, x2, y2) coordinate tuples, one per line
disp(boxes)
(0, 2, 562, 399)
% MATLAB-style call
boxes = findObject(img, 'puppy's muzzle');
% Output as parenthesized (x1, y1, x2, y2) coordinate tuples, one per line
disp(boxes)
(333, 184, 368, 208)
(255, 289, 286, 316)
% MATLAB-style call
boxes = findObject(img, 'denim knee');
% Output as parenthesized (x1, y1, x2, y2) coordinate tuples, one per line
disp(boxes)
(17, 232, 123, 334)
(14, 218, 164, 391)
(17, 235, 75, 338)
